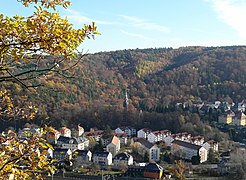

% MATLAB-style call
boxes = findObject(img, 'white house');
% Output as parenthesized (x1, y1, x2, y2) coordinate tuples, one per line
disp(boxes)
(160, 129, 171, 139)
(60, 127, 71, 138)
(133, 138, 160, 162)
(113, 152, 133, 166)
(57, 136, 89, 151)
(115, 128, 124, 134)
(137, 128, 151, 139)
(76, 150, 92, 162)
(147, 130, 171, 143)
(147, 131, 162, 143)
(163, 135, 174, 146)
(106, 136, 120, 156)
(18, 127, 43, 139)
(93, 151, 112, 165)
(171, 140, 208, 163)
(115, 127, 136, 137)
(46, 127, 61, 145)
(190, 136, 204, 146)
(52, 148, 72, 160)
(232, 101, 246, 112)
(114, 133, 128, 145)
(71, 124, 84, 137)
(202, 140, 219, 152)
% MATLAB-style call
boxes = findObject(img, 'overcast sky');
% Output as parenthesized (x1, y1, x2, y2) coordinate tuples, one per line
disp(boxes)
(1, 0, 246, 53)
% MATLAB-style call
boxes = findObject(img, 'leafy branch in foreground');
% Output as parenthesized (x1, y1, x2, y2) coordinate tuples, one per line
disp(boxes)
(0, 0, 99, 87)
(0, 129, 54, 179)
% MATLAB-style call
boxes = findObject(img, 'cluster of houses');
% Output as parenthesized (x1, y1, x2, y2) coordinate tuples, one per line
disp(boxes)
(135, 128, 218, 163)
(218, 110, 246, 126)
(176, 100, 246, 126)
(15, 123, 219, 174)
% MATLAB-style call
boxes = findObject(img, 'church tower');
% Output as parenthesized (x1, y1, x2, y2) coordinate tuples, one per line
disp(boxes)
(122, 90, 129, 126)
(123, 90, 129, 110)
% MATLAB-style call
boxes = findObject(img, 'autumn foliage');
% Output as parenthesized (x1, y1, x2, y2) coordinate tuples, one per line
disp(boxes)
(0, 0, 98, 179)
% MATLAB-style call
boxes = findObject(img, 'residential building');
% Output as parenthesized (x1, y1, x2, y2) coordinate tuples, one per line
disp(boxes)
(52, 148, 72, 160)
(57, 136, 89, 151)
(93, 151, 112, 165)
(171, 140, 208, 163)
(18, 126, 43, 139)
(75, 150, 92, 162)
(137, 128, 151, 139)
(113, 152, 133, 166)
(46, 127, 61, 145)
(190, 136, 204, 146)
(173, 132, 191, 142)
(115, 126, 136, 137)
(199, 105, 212, 115)
(125, 166, 145, 177)
(133, 138, 160, 162)
(218, 102, 231, 112)
(60, 127, 71, 138)
(84, 128, 103, 142)
(144, 163, 163, 179)
(71, 124, 84, 137)
(163, 135, 174, 146)
(218, 110, 235, 124)
(147, 131, 162, 143)
(106, 136, 120, 156)
(160, 129, 171, 139)
(202, 140, 219, 152)
(232, 101, 246, 112)
(114, 133, 128, 145)
(232, 112, 246, 126)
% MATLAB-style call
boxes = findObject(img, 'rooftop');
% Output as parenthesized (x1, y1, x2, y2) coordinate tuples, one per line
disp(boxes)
(136, 138, 154, 149)
(173, 140, 202, 150)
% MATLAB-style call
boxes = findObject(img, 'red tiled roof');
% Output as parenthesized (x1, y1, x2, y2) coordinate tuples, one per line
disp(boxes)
(152, 131, 160, 135)
(160, 129, 169, 133)
(140, 128, 151, 133)
(114, 133, 128, 137)
(111, 136, 119, 145)
(207, 140, 217, 145)
(84, 130, 103, 136)
(60, 127, 71, 132)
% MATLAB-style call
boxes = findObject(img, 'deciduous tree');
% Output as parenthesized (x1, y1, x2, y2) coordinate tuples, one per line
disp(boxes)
(0, 0, 98, 179)
(0, 0, 99, 87)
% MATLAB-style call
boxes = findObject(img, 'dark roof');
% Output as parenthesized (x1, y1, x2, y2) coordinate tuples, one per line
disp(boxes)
(76, 150, 90, 156)
(114, 152, 132, 160)
(137, 138, 154, 149)
(93, 151, 111, 157)
(114, 133, 128, 137)
(172, 140, 202, 150)
(200, 105, 211, 111)
(235, 111, 245, 118)
(57, 136, 88, 144)
(57, 136, 70, 143)
(144, 163, 163, 171)
(53, 148, 69, 153)
(117, 126, 135, 131)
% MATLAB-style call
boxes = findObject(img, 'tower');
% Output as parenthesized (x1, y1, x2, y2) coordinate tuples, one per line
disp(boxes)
(122, 90, 129, 126)
(123, 90, 129, 110)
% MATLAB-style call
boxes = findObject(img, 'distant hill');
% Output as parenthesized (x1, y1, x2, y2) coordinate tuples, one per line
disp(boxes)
(1, 46, 246, 133)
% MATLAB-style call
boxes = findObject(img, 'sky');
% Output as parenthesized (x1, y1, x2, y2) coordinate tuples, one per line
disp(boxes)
(1, 0, 246, 53)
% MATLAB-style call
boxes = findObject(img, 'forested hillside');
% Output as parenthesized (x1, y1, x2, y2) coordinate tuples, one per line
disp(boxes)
(2, 46, 246, 136)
